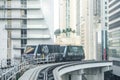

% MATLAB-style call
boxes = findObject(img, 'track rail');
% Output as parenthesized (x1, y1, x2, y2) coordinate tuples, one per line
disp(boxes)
(37, 62, 73, 80)
(37, 64, 64, 80)
(19, 62, 72, 80)
(37, 61, 85, 80)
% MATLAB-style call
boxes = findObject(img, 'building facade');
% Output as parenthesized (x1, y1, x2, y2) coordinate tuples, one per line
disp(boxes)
(80, 0, 108, 60)
(55, 0, 81, 45)
(101, 0, 108, 60)
(55, 0, 109, 60)
(86, 0, 100, 60)
(108, 0, 120, 76)
(0, 0, 54, 61)
(79, 0, 89, 59)
(108, 0, 120, 60)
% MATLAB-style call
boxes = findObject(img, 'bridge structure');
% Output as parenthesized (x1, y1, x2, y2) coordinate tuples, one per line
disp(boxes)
(53, 61, 112, 80)
(0, 59, 113, 80)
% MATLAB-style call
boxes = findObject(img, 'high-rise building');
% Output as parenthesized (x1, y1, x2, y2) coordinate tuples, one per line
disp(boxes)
(108, 0, 120, 59)
(56, 0, 81, 45)
(81, 0, 102, 60)
(108, 0, 120, 76)
(101, 0, 108, 60)
(56, 0, 109, 60)
(79, 0, 89, 59)
(80, 0, 108, 60)
(76, 0, 80, 36)
(0, 0, 54, 61)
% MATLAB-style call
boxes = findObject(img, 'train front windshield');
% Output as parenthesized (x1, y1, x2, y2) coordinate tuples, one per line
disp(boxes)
(67, 46, 84, 56)
(23, 45, 37, 60)
(24, 46, 36, 54)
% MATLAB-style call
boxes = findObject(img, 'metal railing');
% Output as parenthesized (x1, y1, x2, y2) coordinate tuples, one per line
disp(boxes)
(0, 5, 26, 9)
(0, 5, 40, 9)
(0, 57, 56, 80)
(0, 59, 15, 69)
(0, 61, 29, 80)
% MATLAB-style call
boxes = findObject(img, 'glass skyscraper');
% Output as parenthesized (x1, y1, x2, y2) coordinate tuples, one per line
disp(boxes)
(109, 0, 120, 59)
(108, 0, 120, 76)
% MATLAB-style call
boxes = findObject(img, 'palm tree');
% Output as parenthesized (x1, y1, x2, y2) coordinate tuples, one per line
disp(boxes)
(54, 29, 61, 38)
(61, 28, 75, 37)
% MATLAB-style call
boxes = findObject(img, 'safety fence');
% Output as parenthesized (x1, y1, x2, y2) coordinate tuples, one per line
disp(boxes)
(0, 57, 56, 80)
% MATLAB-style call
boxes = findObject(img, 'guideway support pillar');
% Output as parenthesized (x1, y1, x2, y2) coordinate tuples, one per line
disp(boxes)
(62, 67, 110, 80)
(61, 69, 84, 80)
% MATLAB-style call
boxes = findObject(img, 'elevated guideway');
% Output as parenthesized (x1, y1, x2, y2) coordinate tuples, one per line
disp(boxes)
(0, 58, 56, 80)
(18, 62, 72, 80)
(53, 61, 113, 80)
(18, 60, 113, 80)
(1, 59, 113, 80)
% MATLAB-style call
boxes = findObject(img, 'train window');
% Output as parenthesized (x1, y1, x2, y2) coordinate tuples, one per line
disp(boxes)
(47, 45, 54, 53)
(24, 46, 36, 54)
(53, 45, 60, 53)
(47, 45, 60, 53)
(68, 46, 83, 56)
(60, 46, 65, 53)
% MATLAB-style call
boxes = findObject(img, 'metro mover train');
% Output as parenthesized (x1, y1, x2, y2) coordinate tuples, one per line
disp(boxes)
(23, 44, 85, 62)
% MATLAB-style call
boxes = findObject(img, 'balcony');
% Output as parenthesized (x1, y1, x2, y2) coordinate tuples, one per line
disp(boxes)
(27, 25, 48, 30)
(21, 35, 27, 38)
(0, 5, 40, 10)
(5, 25, 48, 30)
(5, 25, 26, 30)
(0, 15, 44, 20)
(11, 35, 51, 40)
(13, 45, 25, 50)
(21, 44, 26, 47)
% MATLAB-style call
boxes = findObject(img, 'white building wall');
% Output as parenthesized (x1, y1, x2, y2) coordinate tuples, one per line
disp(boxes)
(0, 0, 8, 60)
(41, 0, 54, 42)
(11, 1, 21, 8)
(27, 10, 43, 18)
(11, 30, 21, 38)
(12, 20, 21, 28)
(27, 0, 41, 8)
(27, 40, 53, 45)
(0, 10, 4, 17)
(27, 20, 45, 25)
(85, 0, 107, 60)
(0, 1, 4, 5)
(88, 0, 95, 59)
(0, 21, 7, 61)
(12, 40, 21, 58)
(27, 30, 50, 35)
(11, 10, 21, 18)
(59, 0, 66, 29)
(70, 0, 77, 30)
(0, 0, 54, 60)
